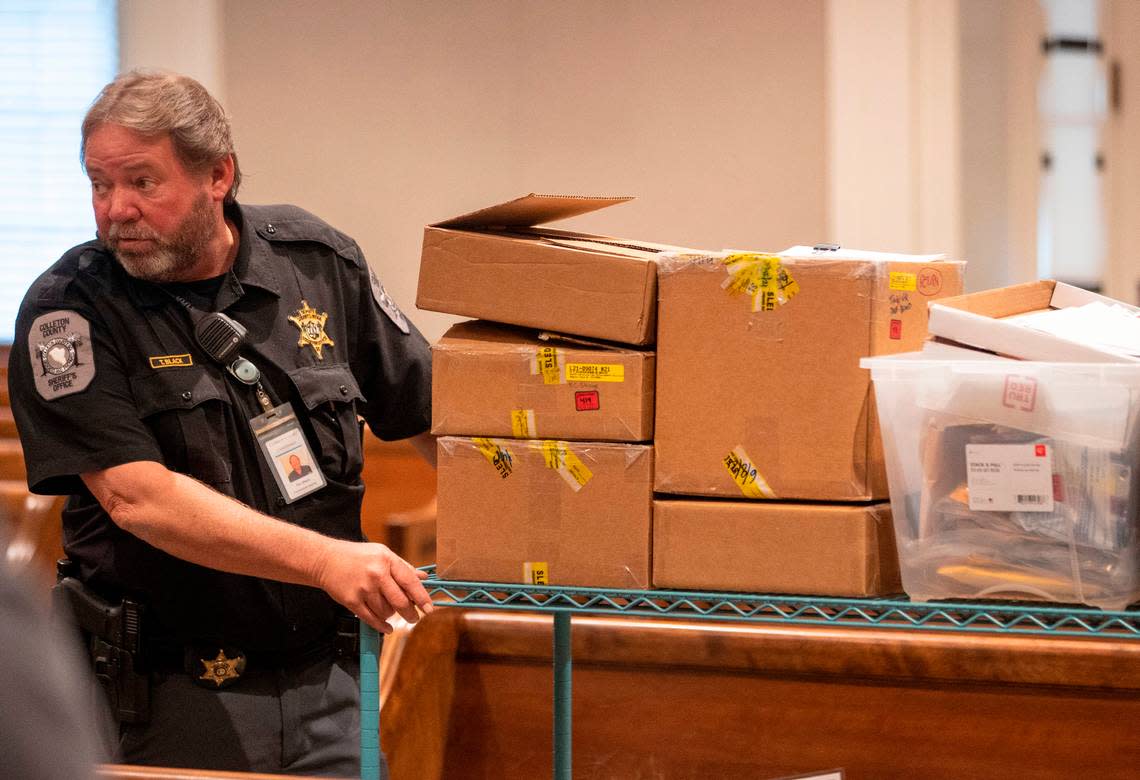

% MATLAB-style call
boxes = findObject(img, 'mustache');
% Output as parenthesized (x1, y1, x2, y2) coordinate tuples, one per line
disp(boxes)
(107, 223, 160, 242)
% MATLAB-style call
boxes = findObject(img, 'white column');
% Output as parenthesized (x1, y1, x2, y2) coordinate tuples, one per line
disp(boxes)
(117, 0, 225, 101)
(827, 0, 961, 259)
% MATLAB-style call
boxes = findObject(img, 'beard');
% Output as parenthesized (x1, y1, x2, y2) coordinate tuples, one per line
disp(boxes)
(106, 192, 217, 283)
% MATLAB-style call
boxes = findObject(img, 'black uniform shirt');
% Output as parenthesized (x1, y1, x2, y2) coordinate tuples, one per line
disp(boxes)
(9, 203, 432, 653)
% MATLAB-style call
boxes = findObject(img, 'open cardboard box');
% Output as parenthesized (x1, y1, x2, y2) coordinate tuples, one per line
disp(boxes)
(928, 280, 1140, 363)
(416, 194, 699, 345)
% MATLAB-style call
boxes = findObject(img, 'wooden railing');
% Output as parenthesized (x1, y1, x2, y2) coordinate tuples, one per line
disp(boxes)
(376, 607, 1140, 779)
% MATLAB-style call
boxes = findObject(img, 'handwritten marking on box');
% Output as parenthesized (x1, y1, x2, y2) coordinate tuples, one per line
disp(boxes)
(542, 440, 593, 491)
(723, 445, 776, 498)
(474, 437, 515, 479)
(510, 409, 535, 437)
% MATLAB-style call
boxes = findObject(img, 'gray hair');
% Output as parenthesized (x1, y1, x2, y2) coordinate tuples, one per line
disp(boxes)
(81, 69, 241, 204)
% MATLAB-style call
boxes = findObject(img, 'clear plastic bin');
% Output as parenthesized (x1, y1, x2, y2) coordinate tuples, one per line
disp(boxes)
(861, 354, 1140, 609)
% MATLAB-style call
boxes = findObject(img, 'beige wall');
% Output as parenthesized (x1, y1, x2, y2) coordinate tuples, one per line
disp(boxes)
(119, 2, 1053, 342)
(218, 0, 827, 341)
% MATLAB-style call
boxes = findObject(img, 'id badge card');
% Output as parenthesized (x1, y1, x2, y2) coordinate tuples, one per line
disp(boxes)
(249, 402, 326, 504)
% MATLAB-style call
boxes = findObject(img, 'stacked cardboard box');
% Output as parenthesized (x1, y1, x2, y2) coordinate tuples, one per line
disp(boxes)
(418, 196, 963, 598)
(864, 280, 1140, 609)
(650, 246, 963, 596)
(419, 195, 676, 589)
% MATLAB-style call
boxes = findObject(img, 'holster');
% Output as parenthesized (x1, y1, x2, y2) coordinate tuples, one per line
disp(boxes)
(52, 560, 150, 724)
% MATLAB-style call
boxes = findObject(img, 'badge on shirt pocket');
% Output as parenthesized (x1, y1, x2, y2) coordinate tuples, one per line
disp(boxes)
(249, 402, 326, 503)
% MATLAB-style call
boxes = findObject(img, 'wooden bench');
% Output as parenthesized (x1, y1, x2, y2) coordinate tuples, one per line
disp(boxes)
(379, 608, 1140, 779)
(0, 478, 65, 590)
(360, 434, 436, 567)
(0, 407, 17, 438)
(0, 438, 25, 481)
(98, 767, 320, 779)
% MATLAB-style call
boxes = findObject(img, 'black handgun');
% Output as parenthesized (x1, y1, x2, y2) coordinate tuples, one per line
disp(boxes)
(52, 576, 149, 724)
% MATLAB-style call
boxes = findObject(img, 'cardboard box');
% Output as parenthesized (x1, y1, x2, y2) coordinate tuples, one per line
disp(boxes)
(435, 436, 653, 588)
(928, 279, 1140, 362)
(417, 194, 697, 345)
(652, 499, 901, 597)
(654, 247, 965, 501)
(431, 321, 655, 441)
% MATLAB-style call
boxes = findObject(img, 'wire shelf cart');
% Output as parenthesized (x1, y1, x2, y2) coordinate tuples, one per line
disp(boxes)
(360, 566, 1140, 779)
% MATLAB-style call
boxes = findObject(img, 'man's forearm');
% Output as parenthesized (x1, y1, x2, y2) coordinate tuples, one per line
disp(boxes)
(81, 460, 433, 632)
(84, 460, 335, 588)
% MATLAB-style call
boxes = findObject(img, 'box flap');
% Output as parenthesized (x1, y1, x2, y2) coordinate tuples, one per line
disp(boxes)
(433, 193, 634, 230)
(934, 280, 1056, 319)
(928, 303, 1140, 362)
(928, 279, 1140, 362)
(1049, 280, 1140, 313)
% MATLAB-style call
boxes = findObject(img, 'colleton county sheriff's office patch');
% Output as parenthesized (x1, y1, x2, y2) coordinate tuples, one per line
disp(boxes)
(28, 310, 95, 401)
(369, 266, 409, 334)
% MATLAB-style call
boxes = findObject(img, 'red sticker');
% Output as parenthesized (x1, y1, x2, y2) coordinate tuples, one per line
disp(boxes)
(1035, 444, 1046, 457)
(575, 391, 600, 411)
(889, 319, 902, 340)
(1053, 473, 1065, 502)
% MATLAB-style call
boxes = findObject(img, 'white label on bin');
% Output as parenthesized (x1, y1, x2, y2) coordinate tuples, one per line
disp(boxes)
(965, 443, 1054, 512)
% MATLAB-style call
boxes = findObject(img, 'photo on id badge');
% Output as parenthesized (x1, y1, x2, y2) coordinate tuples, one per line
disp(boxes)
(268, 427, 324, 501)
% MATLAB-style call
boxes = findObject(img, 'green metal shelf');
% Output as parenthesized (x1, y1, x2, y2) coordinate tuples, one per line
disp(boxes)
(361, 568, 1140, 778)
(420, 565, 1140, 640)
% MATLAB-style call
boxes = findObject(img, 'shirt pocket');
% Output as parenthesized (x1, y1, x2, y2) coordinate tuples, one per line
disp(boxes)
(287, 363, 365, 484)
(129, 367, 233, 487)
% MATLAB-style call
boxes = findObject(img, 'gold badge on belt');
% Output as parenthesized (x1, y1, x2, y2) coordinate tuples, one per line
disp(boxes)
(287, 300, 334, 360)
(199, 649, 247, 688)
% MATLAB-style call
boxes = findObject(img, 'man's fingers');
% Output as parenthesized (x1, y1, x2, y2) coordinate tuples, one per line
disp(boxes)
(363, 589, 395, 623)
(354, 602, 392, 635)
(379, 577, 420, 623)
(392, 562, 434, 614)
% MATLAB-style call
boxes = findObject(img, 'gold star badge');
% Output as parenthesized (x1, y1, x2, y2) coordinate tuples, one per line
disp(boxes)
(199, 649, 246, 687)
(287, 300, 335, 360)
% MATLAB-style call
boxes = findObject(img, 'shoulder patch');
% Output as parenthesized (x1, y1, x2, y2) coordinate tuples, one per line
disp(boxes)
(28, 310, 96, 401)
(369, 267, 410, 334)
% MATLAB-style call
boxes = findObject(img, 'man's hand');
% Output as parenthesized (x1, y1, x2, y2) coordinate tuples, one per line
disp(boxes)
(314, 540, 433, 634)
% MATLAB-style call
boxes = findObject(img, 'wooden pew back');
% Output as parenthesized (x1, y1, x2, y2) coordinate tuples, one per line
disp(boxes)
(381, 608, 1140, 779)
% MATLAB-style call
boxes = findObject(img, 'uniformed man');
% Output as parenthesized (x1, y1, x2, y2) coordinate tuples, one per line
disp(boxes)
(8, 69, 435, 777)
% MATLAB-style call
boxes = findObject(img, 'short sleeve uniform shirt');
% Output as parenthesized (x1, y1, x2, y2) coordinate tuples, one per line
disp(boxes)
(8, 203, 432, 653)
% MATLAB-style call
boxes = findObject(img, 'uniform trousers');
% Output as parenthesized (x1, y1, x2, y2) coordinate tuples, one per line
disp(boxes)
(110, 651, 386, 778)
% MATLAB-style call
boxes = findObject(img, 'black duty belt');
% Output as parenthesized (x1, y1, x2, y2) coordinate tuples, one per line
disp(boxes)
(144, 619, 360, 690)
